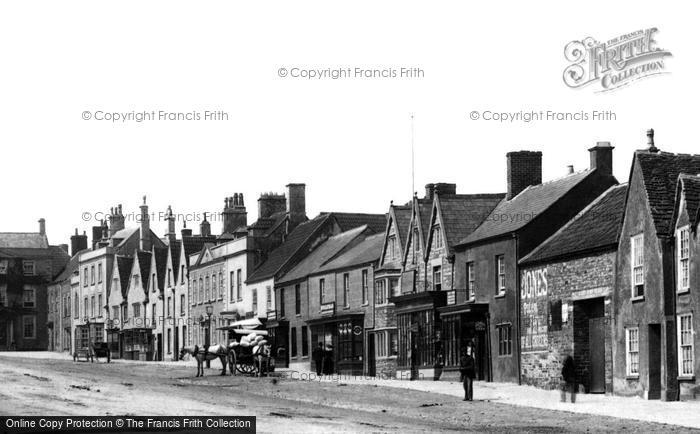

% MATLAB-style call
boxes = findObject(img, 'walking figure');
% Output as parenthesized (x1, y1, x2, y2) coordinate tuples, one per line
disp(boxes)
(459, 345, 476, 401)
(561, 354, 576, 403)
(312, 342, 324, 375)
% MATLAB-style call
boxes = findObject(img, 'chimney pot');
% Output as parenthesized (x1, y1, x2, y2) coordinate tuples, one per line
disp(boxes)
(567, 165, 574, 175)
(647, 128, 659, 152)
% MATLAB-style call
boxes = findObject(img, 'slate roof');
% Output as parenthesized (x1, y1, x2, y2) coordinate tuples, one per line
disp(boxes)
(277, 226, 368, 284)
(0, 232, 49, 249)
(315, 232, 384, 274)
(330, 212, 388, 234)
(436, 194, 505, 250)
(117, 256, 134, 298)
(460, 170, 594, 245)
(392, 205, 413, 246)
(153, 247, 169, 289)
(247, 214, 332, 283)
(169, 240, 182, 283)
(136, 250, 152, 289)
(636, 151, 700, 236)
(520, 184, 627, 265)
(53, 250, 84, 283)
(677, 174, 700, 228)
(181, 235, 217, 266)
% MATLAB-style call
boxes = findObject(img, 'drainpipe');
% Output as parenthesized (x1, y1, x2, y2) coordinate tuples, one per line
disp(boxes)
(514, 234, 522, 385)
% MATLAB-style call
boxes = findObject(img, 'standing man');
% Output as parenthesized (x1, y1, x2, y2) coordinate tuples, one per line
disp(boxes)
(312, 342, 324, 376)
(459, 345, 476, 401)
(561, 354, 576, 403)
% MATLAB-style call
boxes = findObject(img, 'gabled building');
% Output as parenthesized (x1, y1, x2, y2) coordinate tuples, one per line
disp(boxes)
(519, 184, 626, 393)
(121, 250, 153, 360)
(455, 143, 617, 384)
(146, 246, 169, 360)
(390, 184, 504, 380)
(614, 129, 700, 401)
(371, 202, 412, 378)
(0, 218, 69, 351)
(106, 255, 133, 359)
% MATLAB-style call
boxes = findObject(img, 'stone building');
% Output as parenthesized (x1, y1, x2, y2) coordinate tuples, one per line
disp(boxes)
(47, 252, 82, 353)
(519, 184, 626, 393)
(391, 185, 504, 381)
(613, 129, 700, 401)
(455, 143, 618, 384)
(0, 219, 69, 351)
(371, 203, 412, 378)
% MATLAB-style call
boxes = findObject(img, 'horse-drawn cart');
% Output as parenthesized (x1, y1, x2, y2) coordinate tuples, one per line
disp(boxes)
(219, 320, 275, 376)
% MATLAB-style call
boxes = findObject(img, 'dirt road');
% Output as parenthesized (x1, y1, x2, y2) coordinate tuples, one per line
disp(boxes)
(0, 355, 692, 433)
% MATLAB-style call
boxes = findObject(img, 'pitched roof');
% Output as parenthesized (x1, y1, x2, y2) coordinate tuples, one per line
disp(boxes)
(53, 250, 84, 283)
(330, 212, 388, 234)
(181, 235, 217, 266)
(136, 251, 152, 289)
(117, 256, 134, 298)
(636, 151, 700, 236)
(521, 184, 627, 264)
(436, 194, 505, 250)
(460, 170, 594, 245)
(416, 199, 432, 245)
(278, 226, 368, 284)
(169, 240, 182, 282)
(676, 174, 700, 229)
(247, 214, 332, 283)
(392, 205, 413, 246)
(0, 232, 49, 249)
(316, 233, 384, 274)
(153, 247, 169, 289)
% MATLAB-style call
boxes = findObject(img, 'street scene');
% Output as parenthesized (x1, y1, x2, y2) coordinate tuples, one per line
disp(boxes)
(0, 353, 694, 433)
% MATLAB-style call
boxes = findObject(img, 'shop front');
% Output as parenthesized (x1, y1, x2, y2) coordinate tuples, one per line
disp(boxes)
(74, 322, 104, 354)
(265, 311, 290, 368)
(120, 328, 154, 361)
(438, 302, 491, 381)
(309, 313, 364, 376)
(391, 291, 446, 380)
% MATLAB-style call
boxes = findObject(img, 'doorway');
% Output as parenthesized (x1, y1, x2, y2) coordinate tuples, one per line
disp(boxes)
(648, 324, 662, 399)
(368, 333, 376, 377)
(588, 317, 605, 393)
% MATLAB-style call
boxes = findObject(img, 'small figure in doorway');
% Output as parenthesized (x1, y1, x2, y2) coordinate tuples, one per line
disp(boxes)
(312, 342, 324, 376)
(561, 354, 577, 403)
(459, 345, 476, 401)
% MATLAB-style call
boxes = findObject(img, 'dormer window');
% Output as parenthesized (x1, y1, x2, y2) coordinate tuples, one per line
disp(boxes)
(678, 227, 690, 293)
(631, 233, 644, 298)
(433, 226, 443, 250)
(388, 236, 397, 260)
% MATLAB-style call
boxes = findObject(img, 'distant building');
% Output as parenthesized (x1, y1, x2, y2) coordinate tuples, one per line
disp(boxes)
(0, 218, 69, 351)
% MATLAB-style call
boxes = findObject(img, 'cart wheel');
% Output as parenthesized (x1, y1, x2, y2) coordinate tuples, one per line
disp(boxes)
(237, 361, 257, 375)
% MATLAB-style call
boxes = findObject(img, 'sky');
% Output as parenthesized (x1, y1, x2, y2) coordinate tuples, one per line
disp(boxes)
(0, 1, 696, 245)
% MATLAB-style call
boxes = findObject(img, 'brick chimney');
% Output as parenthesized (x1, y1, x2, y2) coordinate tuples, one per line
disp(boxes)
(165, 205, 177, 243)
(223, 194, 248, 234)
(589, 141, 614, 175)
(91, 225, 102, 249)
(286, 183, 306, 225)
(109, 204, 125, 236)
(38, 218, 46, 236)
(139, 196, 151, 251)
(258, 192, 286, 219)
(200, 212, 211, 237)
(507, 151, 542, 200)
(70, 228, 88, 256)
(425, 183, 456, 199)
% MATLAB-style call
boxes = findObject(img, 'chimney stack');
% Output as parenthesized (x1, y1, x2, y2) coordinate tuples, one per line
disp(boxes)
(424, 183, 456, 199)
(91, 225, 102, 249)
(257, 192, 286, 219)
(165, 205, 177, 243)
(139, 195, 151, 251)
(109, 204, 125, 236)
(181, 221, 193, 238)
(588, 141, 614, 176)
(647, 128, 659, 153)
(506, 151, 542, 200)
(38, 218, 46, 236)
(286, 183, 306, 225)
(222, 194, 247, 235)
(567, 165, 575, 175)
(200, 212, 211, 237)
(70, 228, 88, 256)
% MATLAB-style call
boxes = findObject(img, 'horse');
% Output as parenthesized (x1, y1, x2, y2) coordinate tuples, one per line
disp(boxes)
(179, 344, 230, 377)
(253, 343, 272, 377)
